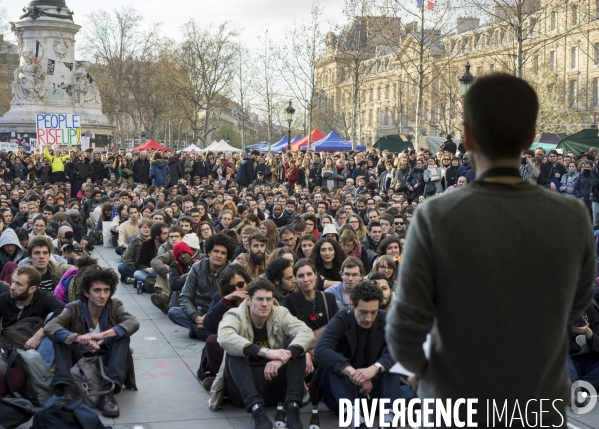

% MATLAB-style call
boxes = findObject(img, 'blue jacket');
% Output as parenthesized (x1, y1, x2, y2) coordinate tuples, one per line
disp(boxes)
(150, 159, 169, 187)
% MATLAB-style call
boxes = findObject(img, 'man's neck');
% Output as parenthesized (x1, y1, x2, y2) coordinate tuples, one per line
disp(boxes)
(250, 312, 268, 329)
(88, 301, 104, 321)
(15, 295, 34, 307)
(471, 154, 523, 184)
(208, 261, 221, 273)
(130, 218, 139, 226)
(37, 266, 48, 276)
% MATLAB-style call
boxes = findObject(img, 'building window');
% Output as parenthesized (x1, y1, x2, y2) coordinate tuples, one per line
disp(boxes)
(572, 5, 578, 25)
(550, 51, 556, 71)
(550, 12, 557, 30)
(490, 63, 495, 72)
(571, 47, 578, 69)
(594, 78, 599, 107)
(595, 43, 599, 65)
(570, 80, 578, 106)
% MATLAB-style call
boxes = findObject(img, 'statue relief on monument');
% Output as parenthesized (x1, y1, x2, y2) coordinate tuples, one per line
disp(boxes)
(53, 37, 69, 59)
(73, 66, 101, 105)
(11, 48, 47, 102)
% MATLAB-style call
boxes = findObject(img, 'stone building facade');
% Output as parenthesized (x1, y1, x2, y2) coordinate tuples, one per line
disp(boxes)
(316, 1, 599, 146)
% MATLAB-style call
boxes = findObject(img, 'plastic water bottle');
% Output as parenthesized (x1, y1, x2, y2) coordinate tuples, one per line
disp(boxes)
(136, 281, 143, 294)
(309, 406, 320, 429)
(274, 403, 285, 428)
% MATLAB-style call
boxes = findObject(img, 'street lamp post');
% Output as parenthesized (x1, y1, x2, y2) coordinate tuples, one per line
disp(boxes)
(285, 101, 295, 152)
(458, 63, 475, 96)
(225, 135, 231, 145)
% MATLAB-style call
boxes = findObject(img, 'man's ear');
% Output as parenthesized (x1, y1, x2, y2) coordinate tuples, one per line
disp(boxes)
(463, 126, 475, 152)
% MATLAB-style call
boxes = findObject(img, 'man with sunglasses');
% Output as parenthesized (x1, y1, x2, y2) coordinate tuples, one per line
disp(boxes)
(211, 277, 313, 429)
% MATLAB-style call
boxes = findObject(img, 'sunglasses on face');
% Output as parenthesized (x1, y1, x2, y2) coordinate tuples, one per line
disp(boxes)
(229, 281, 246, 289)
(394, 221, 403, 225)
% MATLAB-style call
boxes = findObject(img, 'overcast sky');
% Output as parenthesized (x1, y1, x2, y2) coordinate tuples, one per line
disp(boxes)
(4, 0, 347, 49)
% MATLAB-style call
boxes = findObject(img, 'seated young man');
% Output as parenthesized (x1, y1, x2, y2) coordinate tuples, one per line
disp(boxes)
(44, 266, 140, 417)
(0, 265, 65, 366)
(117, 218, 152, 284)
(168, 234, 235, 340)
(211, 278, 313, 429)
(314, 281, 417, 427)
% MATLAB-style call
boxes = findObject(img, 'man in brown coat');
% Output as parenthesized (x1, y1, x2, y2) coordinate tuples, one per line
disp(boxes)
(45, 266, 140, 417)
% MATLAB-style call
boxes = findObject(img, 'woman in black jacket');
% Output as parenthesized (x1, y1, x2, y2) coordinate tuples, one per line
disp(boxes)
(283, 259, 339, 427)
(199, 265, 250, 389)
(406, 159, 425, 203)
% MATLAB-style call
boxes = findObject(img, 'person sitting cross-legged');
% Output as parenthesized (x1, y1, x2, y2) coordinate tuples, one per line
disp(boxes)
(44, 265, 140, 417)
(168, 233, 235, 340)
(209, 277, 314, 429)
(314, 281, 417, 427)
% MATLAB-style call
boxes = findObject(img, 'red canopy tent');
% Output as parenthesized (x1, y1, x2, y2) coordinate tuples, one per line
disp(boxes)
(289, 129, 326, 152)
(133, 140, 170, 151)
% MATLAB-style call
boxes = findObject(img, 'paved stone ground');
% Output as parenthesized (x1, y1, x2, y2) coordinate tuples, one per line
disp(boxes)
(15, 243, 599, 428)
(14, 244, 339, 429)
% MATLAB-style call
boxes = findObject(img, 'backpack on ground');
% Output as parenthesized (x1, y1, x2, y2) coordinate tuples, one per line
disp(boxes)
(30, 395, 109, 429)
(70, 355, 115, 408)
(5, 348, 54, 406)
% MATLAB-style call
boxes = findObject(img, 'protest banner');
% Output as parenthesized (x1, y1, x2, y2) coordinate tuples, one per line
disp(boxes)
(36, 113, 81, 146)
(0, 142, 19, 152)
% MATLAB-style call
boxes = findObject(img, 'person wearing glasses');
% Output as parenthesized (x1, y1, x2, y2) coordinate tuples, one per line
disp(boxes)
(442, 156, 460, 189)
(210, 277, 313, 429)
(538, 149, 567, 191)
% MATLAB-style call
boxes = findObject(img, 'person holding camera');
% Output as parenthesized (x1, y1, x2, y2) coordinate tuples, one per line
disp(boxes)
(51, 226, 89, 264)
(568, 300, 599, 389)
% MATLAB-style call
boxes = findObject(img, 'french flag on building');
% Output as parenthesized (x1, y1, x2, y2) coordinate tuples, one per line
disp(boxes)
(417, 0, 434, 9)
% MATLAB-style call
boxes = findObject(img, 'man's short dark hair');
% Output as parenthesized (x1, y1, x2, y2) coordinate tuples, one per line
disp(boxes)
(463, 73, 538, 161)
(367, 221, 382, 231)
(247, 277, 275, 298)
(265, 257, 294, 285)
(178, 216, 192, 226)
(350, 280, 384, 307)
(279, 226, 294, 238)
(248, 233, 268, 246)
(13, 265, 42, 289)
(128, 204, 139, 213)
(341, 256, 364, 275)
(79, 266, 119, 301)
(205, 233, 236, 260)
(151, 222, 168, 239)
(27, 236, 52, 255)
(169, 225, 185, 237)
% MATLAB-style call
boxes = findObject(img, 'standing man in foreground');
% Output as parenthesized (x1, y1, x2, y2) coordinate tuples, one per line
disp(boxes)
(387, 73, 595, 427)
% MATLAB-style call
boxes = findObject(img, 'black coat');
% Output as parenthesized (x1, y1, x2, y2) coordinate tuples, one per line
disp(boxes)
(0, 289, 65, 329)
(167, 157, 183, 186)
(192, 159, 210, 178)
(90, 160, 107, 182)
(236, 156, 255, 188)
(203, 293, 235, 334)
(314, 309, 394, 374)
(133, 158, 151, 185)
(74, 160, 91, 182)
(538, 161, 567, 187)
(440, 139, 457, 154)
(282, 291, 339, 331)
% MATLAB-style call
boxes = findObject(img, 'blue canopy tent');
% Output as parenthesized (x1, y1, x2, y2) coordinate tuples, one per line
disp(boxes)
(245, 142, 269, 153)
(270, 134, 302, 152)
(300, 131, 366, 151)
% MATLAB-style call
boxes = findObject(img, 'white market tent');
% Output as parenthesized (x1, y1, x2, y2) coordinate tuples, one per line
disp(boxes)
(178, 143, 202, 153)
(200, 141, 219, 151)
(206, 139, 243, 152)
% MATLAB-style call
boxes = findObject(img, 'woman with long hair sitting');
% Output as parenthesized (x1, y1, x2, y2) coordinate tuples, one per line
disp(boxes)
(338, 229, 372, 273)
(310, 237, 345, 290)
(295, 234, 317, 259)
(200, 264, 251, 390)
(259, 220, 279, 253)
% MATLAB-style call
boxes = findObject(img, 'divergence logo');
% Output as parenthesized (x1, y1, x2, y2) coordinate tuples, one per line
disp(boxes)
(571, 381, 597, 415)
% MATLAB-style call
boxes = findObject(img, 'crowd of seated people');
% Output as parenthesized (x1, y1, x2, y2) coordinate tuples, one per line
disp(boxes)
(0, 142, 597, 429)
